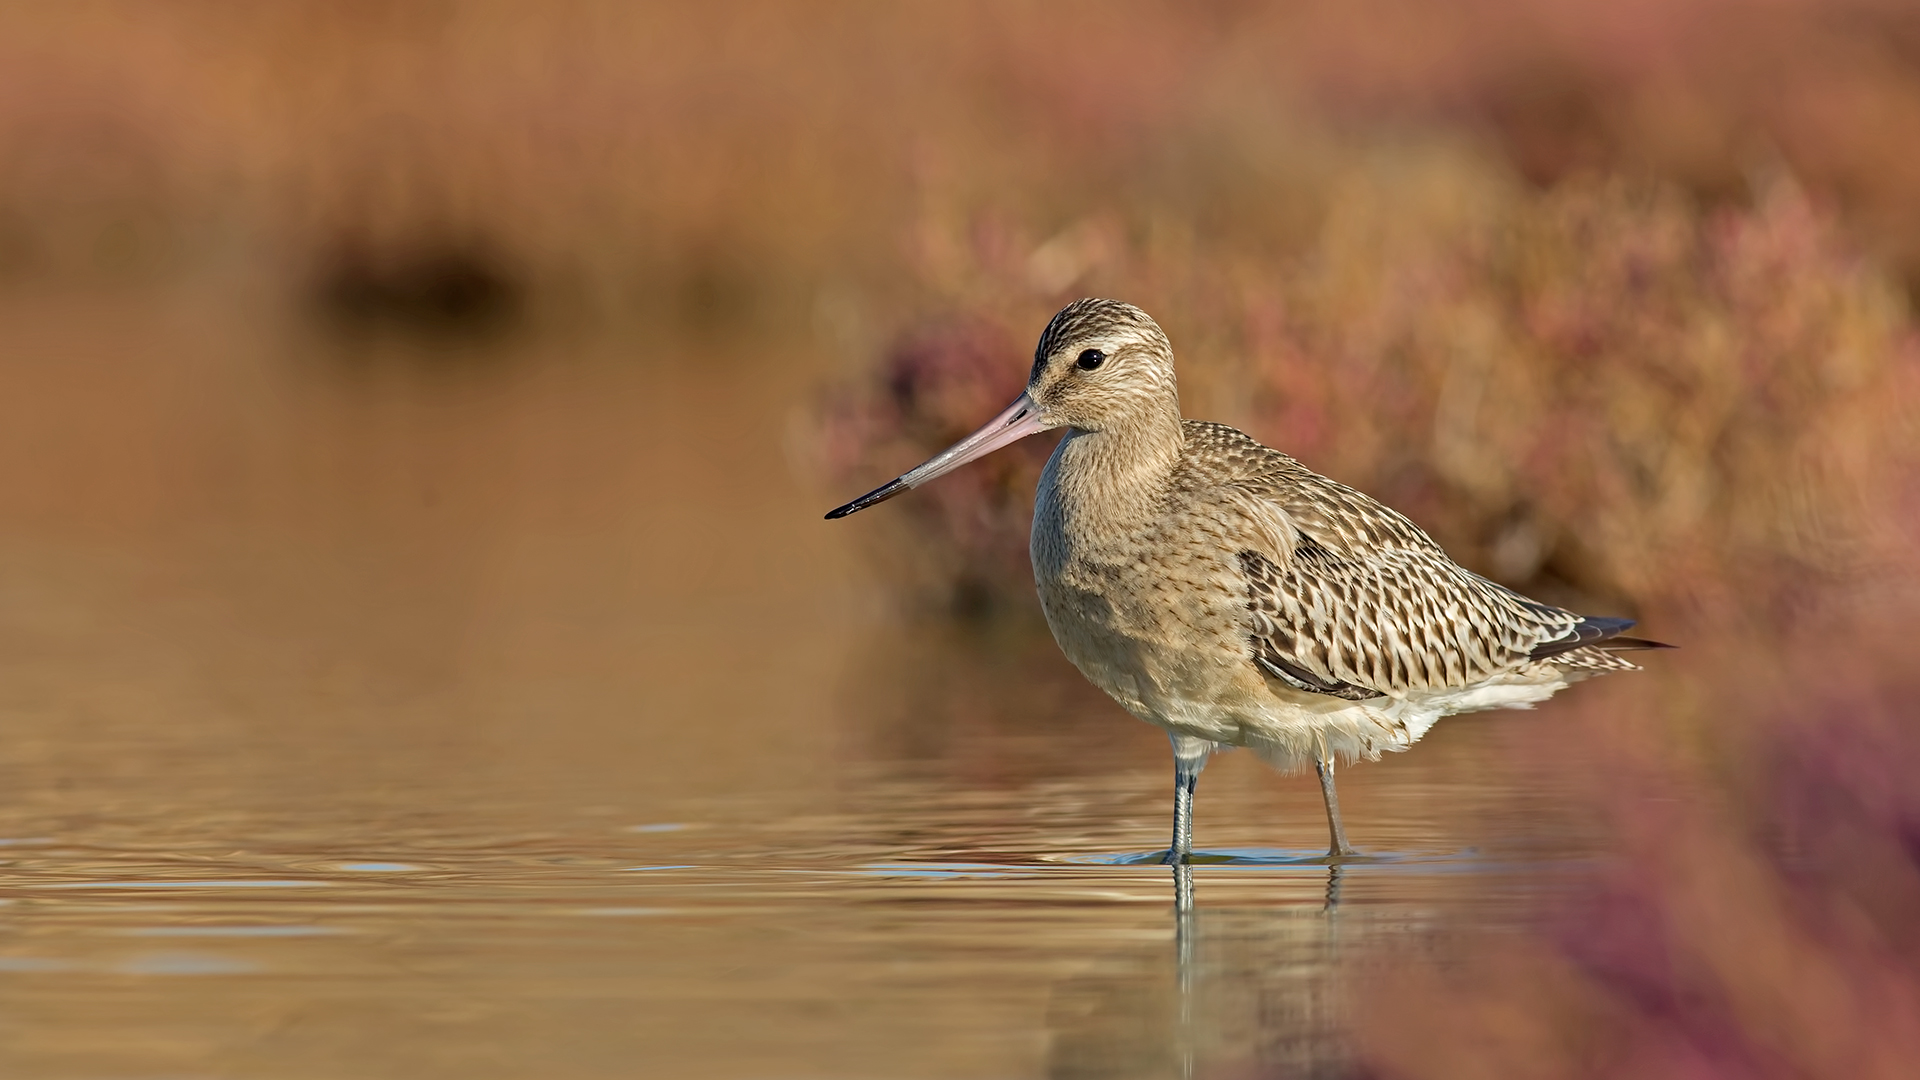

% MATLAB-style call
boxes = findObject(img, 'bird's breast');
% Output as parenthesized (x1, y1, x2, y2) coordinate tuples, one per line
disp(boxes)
(1030, 442, 1267, 725)
(1032, 542, 1254, 718)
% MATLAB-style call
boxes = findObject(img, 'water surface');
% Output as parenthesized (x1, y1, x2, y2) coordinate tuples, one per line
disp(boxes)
(0, 291, 1594, 1077)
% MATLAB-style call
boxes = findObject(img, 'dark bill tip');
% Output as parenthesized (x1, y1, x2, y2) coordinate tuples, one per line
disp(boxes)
(824, 478, 908, 520)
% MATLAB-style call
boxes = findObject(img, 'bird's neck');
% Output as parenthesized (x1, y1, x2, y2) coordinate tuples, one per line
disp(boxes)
(1041, 405, 1185, 547)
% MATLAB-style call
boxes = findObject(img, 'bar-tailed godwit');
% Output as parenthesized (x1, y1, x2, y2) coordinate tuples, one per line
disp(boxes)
(828, 299, 1665, 861)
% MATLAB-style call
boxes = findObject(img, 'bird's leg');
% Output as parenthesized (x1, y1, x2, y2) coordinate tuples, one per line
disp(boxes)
(1165, 761, 1198, 865)
(1163, 735, 1212, 865)
(1315, 754, 1357, 858)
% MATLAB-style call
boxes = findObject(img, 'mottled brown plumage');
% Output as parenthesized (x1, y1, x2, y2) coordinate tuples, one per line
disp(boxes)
(828, 298, 1666, 860)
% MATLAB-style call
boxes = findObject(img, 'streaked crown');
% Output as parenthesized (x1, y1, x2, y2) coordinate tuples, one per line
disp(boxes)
(1026, 298, 1179, 432)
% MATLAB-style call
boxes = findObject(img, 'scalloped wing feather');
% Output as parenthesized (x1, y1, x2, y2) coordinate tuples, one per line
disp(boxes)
(1176, 422, 1624, 699)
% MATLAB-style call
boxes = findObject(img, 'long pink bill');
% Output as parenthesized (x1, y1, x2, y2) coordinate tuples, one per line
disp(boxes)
(825, 393, 1055, 520)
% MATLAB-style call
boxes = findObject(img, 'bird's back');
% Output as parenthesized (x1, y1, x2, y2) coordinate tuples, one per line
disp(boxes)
(1167, 420, 1649, 700)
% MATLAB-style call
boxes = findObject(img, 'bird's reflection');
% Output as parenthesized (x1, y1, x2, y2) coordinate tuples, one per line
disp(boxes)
(1048, 861, 1363, 1080)
(1171, 860, 1345, 917)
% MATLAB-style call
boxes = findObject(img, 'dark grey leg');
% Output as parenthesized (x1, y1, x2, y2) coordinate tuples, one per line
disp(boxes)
(1163, 735, 1212, 865)
(1315, 755, 1357, 858)
(1165, 760, 1198, 865)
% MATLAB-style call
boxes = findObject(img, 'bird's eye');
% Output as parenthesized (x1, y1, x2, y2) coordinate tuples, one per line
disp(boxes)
(1076, 349, 1106, 371)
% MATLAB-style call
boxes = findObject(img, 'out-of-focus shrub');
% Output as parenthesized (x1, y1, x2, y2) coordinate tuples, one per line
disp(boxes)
(1233, 173, 1918, 623)
(825, 152, 1920, 626)
(1353, 616, 1920, 1080)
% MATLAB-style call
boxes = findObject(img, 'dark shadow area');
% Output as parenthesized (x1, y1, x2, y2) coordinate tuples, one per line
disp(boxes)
(313, 238, 523, 339)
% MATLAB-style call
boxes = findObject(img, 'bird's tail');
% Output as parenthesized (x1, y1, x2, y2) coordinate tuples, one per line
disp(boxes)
(1597, 636, 1675, 652)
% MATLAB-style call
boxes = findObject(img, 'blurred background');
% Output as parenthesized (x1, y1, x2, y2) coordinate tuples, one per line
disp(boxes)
(3, 2, 1920, 1077)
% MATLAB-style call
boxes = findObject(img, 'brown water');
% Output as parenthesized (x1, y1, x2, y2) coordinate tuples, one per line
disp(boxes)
(0, 288, 1590, 1078)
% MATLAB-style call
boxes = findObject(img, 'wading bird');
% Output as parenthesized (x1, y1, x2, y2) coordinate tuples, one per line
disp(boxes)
(827, 299, 1664, 862)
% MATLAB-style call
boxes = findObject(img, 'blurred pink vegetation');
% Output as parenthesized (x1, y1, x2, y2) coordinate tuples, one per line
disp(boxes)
(8, 3, 1920, 1076)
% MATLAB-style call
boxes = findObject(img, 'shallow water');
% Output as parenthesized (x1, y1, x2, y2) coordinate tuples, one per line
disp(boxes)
(0, 750, 1563, 1080)
(0, 291, 1599, 1078)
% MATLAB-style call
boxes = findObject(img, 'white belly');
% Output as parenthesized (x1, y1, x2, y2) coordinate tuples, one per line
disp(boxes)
(1046, 594, 1575, 773)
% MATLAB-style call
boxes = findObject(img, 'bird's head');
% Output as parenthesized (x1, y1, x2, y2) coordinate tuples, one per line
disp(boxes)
(825, 298, 1178, 520)
(1021, 298, 1178, 434)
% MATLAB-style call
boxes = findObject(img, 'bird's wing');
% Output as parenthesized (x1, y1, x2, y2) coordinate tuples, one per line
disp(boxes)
(1219, 456, 1598, 697)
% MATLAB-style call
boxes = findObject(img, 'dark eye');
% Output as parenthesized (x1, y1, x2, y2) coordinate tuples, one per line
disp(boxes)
(1076, 349, 1106, 371)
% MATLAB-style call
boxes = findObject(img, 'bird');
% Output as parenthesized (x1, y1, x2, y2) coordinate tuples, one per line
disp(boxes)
(826, 299, 1666, 863)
